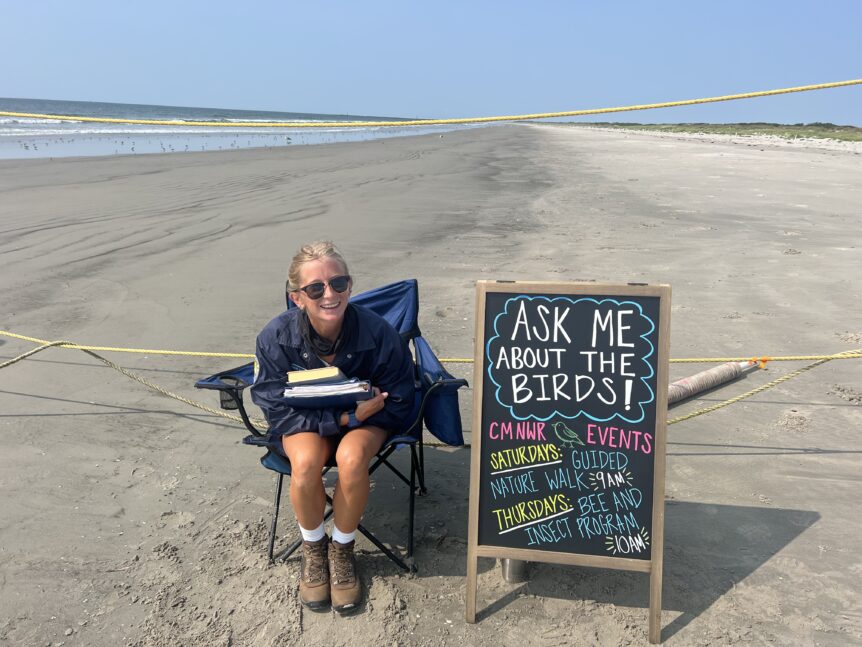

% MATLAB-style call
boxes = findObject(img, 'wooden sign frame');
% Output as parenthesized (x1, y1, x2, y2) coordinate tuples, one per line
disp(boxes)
(466, 280, 671, 644)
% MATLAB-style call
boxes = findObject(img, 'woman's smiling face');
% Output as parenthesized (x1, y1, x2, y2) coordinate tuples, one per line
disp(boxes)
(290, 256, 352, 334)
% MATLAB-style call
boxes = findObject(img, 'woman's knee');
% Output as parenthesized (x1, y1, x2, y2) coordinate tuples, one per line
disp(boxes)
(284, 441, 328, 484)
(335, 446, 370, 481)
(290, 456, 326, 485)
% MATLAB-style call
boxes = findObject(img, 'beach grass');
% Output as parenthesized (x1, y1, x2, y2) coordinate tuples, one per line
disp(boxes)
(566, 122, 862, 142)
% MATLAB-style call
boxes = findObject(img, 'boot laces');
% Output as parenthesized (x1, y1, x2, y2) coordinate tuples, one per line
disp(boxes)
(303, 542, 328, 583)
(331, 544, 356, 584)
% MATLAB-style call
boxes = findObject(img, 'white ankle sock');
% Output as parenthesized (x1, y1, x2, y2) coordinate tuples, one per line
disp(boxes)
(299, 522, 326, 542)
(332, 525, 356, 545)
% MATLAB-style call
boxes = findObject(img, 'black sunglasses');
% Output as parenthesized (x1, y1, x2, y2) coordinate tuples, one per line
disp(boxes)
(298, 275, 351, 300)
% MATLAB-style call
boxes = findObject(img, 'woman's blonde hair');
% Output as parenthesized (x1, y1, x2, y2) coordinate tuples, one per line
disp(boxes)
(286, 241, 350, 293)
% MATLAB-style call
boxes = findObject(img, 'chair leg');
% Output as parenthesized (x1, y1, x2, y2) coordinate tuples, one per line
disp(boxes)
(268, 473, 284, 564)
(274, 496, 335, 563)
(356, 522, 410, 572)
(408, 445, 416, 560)
(418, 437, 428, 496)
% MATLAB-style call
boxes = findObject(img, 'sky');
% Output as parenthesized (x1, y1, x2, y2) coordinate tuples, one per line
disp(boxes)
(3, 1, 861, 124)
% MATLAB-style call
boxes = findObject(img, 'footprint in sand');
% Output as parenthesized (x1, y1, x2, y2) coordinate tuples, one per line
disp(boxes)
(159, 510, 196, 529)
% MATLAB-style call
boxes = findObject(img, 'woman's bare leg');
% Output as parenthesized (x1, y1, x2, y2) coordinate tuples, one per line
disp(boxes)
(332, 425, 388, 532)
(282, 432, 335, 529)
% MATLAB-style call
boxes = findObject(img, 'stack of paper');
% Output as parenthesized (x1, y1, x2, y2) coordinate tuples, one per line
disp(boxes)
(284, 379, 370, 399)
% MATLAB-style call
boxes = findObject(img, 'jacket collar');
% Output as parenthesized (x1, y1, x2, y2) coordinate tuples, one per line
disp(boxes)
(277, 305, 377, 354)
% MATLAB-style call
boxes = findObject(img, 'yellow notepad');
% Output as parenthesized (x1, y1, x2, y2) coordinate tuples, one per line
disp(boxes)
(286, 366, 346, 385)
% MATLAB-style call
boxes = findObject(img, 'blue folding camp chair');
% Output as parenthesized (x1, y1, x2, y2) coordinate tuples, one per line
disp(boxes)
(195, 279, 466, 572)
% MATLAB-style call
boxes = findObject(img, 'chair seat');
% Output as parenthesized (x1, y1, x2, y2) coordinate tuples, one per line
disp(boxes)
(260, 449, 293, 474)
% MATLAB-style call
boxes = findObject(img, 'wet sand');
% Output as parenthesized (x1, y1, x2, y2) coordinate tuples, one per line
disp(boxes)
(0, 125, 860, 645)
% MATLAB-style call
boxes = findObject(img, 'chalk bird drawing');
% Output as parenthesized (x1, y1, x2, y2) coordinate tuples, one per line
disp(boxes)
(552, 421, 585, 448)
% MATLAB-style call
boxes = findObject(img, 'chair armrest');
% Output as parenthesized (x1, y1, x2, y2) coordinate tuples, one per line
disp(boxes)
(195, 362, 267, 437)
(421, 372, 468, 390)
(399, 375, 468, 441)
(194, 362, 255, 391)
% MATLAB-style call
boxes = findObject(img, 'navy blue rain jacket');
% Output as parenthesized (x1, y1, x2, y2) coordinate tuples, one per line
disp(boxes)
(250, 304, 415, 439)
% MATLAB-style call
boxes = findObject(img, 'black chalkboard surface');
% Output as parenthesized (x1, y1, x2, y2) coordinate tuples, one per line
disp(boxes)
(478, 290, 660, 557)
(466, 281, 671, 643)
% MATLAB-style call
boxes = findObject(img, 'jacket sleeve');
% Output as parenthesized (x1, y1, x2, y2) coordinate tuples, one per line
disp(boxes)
(364, 328, 416, 432)
(250, 334, 341, 438)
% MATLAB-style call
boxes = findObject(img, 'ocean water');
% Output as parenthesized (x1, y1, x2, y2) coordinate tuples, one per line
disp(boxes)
(0, 98, 467, 159)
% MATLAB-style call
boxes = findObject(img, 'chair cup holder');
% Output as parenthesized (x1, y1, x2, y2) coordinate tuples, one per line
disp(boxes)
(219, 389, 239, 410)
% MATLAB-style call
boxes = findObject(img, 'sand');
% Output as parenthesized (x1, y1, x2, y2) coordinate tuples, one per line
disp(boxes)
(0, 124, 860, 646)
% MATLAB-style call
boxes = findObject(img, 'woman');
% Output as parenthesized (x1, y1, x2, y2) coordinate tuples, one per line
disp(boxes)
(250, 241, 414, 614)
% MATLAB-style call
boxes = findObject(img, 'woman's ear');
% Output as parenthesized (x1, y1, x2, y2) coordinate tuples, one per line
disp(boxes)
(288, 291, 303, 309)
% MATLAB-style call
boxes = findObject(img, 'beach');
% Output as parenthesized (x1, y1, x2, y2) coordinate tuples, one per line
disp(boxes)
(1, 124, 860, 645)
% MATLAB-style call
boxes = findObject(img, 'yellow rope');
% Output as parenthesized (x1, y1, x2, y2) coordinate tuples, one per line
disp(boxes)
(672, 353, 861, 363)
(1, 79, 859, 128)
(0, 330, 254, 359)
(1, 332, 858, 438)
(80, 349, 268, 427)
(0, 337, 265, 426)
(0, 339, 74, 369)
(443, 353, 862, 364)
(667, 349, 861, 424)
(2, 330, 859, 364)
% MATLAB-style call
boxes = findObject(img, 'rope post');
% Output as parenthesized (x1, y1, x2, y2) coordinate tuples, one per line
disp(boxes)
(501, 558, 528, 583)
(667, 361, 758, 405)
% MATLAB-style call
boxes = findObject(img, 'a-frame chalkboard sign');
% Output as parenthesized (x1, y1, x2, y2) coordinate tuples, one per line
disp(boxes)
(466, 280, 671, 643)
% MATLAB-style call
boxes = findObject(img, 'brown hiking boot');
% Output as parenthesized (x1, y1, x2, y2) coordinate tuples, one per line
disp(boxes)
(329, 539, 362, 615)
(299, 537, 330, 611)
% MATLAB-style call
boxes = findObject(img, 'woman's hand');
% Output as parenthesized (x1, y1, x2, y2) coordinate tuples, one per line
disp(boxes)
(355, 387, 388, 422)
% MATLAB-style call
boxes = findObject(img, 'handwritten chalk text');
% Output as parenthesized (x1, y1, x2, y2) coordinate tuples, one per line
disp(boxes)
(488, 420, 547, 442)
(489, 443, 562, 472)
(575, 511, 639, 539)
(586, 423, 653, 455)
(493, 493, 572, 533)
(570, 449, 629, 471)
(489, 471, 539, 500)
(525, 516, 574, 546)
